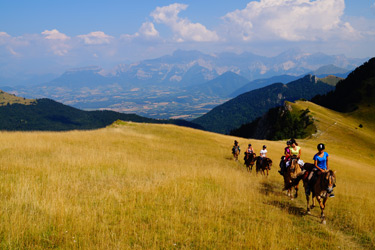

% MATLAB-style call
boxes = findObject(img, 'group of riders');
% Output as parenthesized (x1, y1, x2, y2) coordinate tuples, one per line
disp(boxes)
(232, 139, 335, 197)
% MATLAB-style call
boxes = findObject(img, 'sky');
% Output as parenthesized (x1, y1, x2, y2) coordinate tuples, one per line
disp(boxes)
(1, 0, 375, 77)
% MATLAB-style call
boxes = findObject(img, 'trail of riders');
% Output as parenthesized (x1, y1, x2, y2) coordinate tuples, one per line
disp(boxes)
(231, 139, 336, 224)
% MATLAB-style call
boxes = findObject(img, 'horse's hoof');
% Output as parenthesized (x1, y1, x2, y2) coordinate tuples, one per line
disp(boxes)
(321, 220, 326, 225)
(307, 211, 311, 215)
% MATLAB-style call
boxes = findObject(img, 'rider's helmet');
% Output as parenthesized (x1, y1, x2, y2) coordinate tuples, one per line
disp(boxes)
(263, 145, 267, 148)
(248, 144, 252, 147)
(317, 143, 325, 151)
(286, 140, 291, 145)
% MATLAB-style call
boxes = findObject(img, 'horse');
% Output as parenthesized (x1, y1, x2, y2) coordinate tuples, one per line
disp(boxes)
(303, 169, 336, 224)
(283, 156, 303, 199)
(232, 145, 240, 161)
(244, 152, 256, 172)
(255, 157, 272, 176)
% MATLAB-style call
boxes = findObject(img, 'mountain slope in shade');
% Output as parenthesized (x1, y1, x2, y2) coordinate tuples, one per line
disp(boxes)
(186, 71, 249, 97)
(229, 75, 299, 98)
(193, 75, 334, 134)
(312, 57, 375, 112)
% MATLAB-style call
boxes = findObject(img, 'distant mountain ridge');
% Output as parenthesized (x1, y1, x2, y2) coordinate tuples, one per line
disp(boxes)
(193, 75, 335, 134)
(185, 71, 249, 98)
(229, 75, 299, 98)
(1, 49, 366, 119)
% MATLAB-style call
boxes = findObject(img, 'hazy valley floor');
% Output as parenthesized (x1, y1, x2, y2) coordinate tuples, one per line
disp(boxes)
(0, 101, 374, 249)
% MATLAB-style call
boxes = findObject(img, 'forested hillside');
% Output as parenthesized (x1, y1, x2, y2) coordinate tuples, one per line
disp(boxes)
(0, 94, 201, 131)
(193, 75, 334, 134)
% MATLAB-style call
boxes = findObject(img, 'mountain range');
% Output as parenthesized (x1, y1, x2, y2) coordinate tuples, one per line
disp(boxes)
(1, 49, 362, 119)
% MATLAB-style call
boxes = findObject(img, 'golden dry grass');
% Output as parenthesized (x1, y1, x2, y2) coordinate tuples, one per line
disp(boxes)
(0, 101, 374, 249)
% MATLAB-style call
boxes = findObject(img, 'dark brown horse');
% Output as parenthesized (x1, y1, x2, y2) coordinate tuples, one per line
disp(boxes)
(255, 157, 272, 176)
(303, 169, 336, 224)
(283, 157, 303, 199)
(244, 152, 256, 172)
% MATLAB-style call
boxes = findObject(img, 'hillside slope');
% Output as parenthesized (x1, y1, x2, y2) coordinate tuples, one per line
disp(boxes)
(0, 91, 201, 131)
(193, 75, 334, 134)
(0, 100, 374, 249)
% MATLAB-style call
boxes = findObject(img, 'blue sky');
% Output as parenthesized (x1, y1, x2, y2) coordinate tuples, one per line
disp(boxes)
(1, 0, 374, 76)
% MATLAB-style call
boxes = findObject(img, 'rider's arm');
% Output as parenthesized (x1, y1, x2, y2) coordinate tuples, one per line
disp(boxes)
(298, 149, 301, 159)
(326, 156, 329, 170)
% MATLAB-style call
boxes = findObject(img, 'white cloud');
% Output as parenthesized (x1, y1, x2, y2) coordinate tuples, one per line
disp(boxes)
(0, 32, 10, 38)
(222, 0, 358, 42)
(121, 22, 160, 40)
(40, 29, 71, 56)
(78, 31, 113, 45)
(41, 29, 70, 40)
(7, 47, 20, 56)
(151, 3, 219, 42)
(139, 22, 159, 38)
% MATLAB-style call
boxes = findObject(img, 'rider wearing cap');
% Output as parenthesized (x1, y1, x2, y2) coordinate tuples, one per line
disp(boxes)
(306, 143, 334, 197)
(259, 145, 267, 165)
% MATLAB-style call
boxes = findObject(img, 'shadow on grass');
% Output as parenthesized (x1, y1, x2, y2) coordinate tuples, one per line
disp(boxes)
(259, 181, 307, 217)
(259, 181, 281, 196)
(266, 200, 306, 217)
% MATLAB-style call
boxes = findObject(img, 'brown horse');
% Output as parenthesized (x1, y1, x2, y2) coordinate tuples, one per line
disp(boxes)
(255, 157, 272, 176)
(283, 157, 303, 199)
(304, 169, 336, 224)
(244, 152, 256, 172)
(232, 145, 240, 161)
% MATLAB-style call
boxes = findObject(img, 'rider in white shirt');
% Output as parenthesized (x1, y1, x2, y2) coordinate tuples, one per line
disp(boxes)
(259, 145, 267, 164)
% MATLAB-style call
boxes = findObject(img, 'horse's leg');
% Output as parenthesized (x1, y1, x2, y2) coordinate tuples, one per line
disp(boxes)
(306, 193, 311, 214)
(321, 196, 328, 224)
(316, 196, 326, 224)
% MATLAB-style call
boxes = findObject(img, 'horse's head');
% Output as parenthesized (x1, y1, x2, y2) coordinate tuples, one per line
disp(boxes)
(289, 158, 301, 175)
(267, 158, 273, 169)
(325, 170, 336, 194)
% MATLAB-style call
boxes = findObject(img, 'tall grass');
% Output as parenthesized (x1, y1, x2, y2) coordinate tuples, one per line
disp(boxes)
(0, 103, 374, 249)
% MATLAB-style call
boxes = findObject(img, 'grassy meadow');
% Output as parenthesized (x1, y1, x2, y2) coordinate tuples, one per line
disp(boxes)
(0, 101, 374, 249)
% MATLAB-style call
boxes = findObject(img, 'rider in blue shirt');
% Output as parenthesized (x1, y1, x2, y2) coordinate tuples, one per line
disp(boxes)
(307, 143, 335, 197)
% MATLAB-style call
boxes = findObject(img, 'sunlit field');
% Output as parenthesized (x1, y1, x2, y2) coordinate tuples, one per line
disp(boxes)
(0, 101, 374, 249)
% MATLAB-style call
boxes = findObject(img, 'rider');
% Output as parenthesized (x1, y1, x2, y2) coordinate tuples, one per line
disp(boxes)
(246, 144, 254, 154)
(285, 139, 302, 168)
(259, 145, 267, 165)
(232, 140, 240, 154)
(306, 143, 334, 197)
(278, 140, 291, 175)
(289, 139, 301, 159)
